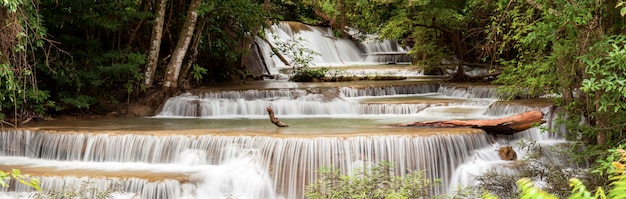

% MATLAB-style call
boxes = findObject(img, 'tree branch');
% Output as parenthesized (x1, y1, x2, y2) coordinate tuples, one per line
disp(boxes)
(267, 106, 288, 127)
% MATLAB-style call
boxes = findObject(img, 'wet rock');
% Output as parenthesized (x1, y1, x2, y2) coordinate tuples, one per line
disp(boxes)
(498, 146, 517, 161)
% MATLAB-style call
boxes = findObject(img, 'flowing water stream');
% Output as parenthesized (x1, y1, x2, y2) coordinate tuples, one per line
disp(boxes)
(0, 22, 564, 199)
(0, 81, 562, 199)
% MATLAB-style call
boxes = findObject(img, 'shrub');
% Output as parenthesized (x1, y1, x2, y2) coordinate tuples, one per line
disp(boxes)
(290, 68, 328, 82)
(305, 162, 437, 199)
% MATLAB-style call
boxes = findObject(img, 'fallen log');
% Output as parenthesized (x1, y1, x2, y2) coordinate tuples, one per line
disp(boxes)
(393, 110, 545, 135)
(266, 106, 289, 127)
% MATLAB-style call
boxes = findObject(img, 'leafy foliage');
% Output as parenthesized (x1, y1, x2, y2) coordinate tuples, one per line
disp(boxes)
(39, 49, 146, 112)
(580, 35, 626, 114)
(196, 0, 267, 82)
(490, 0, 626, 152)
(305, 162, 437, 199)
(271, 35, 322, 82)
(0, 169, 41, 192)
(0, 0, 49, 122)
(291, 68, 328, 82)
(191, 64, 208, 82)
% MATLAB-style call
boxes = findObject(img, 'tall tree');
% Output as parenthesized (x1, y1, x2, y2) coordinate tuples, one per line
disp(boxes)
(162, 0, 202, 91)
(144, 0, 168, 88)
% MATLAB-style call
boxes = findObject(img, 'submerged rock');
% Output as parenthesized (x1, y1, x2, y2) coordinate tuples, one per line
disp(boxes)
(498, 145, 517, 161)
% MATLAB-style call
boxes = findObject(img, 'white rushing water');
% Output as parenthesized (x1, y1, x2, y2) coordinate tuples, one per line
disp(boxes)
(0, 145, 275, 199)
(156, 84, 498, 119)
(0, 129, 490, 198)
(0, 83, 564, 198)
(258, 21, 412, 75)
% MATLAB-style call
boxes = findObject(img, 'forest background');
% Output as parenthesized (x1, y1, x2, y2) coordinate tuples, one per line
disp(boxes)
(1, 0, 625, 197)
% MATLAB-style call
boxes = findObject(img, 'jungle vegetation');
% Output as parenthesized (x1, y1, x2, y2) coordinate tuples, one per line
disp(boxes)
(1, 0, 625, 197)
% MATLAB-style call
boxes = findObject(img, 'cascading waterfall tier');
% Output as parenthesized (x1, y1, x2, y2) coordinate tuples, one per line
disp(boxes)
(257, 21, 413, 77)
(0, 129, 490, 198)
(157, 83, 500, 118)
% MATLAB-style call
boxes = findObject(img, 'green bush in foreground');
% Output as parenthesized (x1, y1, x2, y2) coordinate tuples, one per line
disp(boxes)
(483, 145, 626, 199)
(305, 162, 437, 199)
(0, 169, 41, 192)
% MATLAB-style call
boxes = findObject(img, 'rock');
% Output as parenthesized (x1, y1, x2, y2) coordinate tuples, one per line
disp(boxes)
(498, 146, 517, 161)
(126, 104, 154, 117)
(242, 42, 268, 78)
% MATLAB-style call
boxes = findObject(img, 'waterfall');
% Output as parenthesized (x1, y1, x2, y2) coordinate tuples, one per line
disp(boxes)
(438, 84, 501, 99)
(361, 39, 412, 64)
(259, 21, 412, 72)
(0, 129, 490, 198)
(157, 83, 499, 118)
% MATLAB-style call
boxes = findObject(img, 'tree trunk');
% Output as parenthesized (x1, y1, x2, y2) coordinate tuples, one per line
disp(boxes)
(312, 0, 332, 25)
(178, 16, 207, 88)
(413, 23, 468, 80)
(162, 0, 202, 91)
(144, 0, 168, 88)
(437, 25, 467, 81)
(338, 0, 346, 36)
(393, 110, 545, 135)
(261, 37, 291, 66)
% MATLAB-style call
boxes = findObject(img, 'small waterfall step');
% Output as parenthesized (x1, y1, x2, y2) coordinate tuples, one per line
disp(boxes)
(158, 82, 500, 118)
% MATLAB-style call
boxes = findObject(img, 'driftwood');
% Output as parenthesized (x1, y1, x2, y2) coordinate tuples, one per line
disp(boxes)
(394, 110, 545, 135)
(266, 106, 289, 127)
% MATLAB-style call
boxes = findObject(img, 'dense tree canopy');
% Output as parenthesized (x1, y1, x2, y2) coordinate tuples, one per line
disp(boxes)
(1, 0, 269, 121)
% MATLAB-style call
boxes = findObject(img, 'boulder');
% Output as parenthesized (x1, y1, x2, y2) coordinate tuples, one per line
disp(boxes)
(498, 146, 517, 161)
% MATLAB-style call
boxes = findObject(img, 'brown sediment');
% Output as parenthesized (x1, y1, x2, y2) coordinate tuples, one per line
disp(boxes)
(0, 165, 189, 183)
